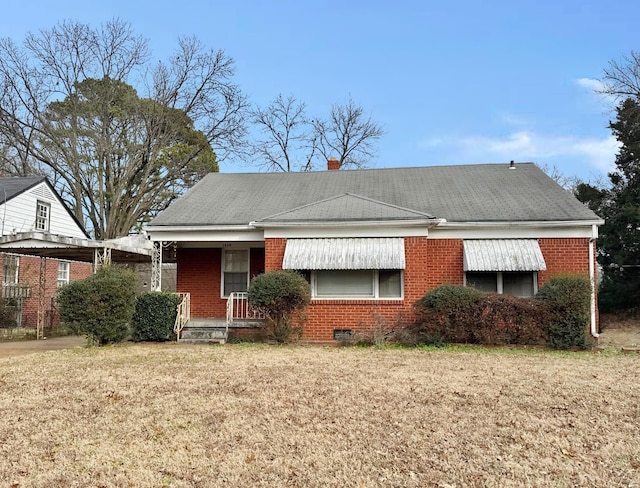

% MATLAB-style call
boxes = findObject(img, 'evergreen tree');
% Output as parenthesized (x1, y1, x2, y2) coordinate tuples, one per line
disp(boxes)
(576, 98, 640, 310)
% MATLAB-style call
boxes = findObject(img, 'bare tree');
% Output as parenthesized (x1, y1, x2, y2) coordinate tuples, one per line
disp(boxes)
(600, 51, 640, 99)
(312, 98, 384, 169)
(251, 94, 316, 172)
(0, 19, 248, 237)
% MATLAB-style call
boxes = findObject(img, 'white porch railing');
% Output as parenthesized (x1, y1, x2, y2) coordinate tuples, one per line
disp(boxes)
(226, 292, 265, 333)
(174, 292, 190, 340)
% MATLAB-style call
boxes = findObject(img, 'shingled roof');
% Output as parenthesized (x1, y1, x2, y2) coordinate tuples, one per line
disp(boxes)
(0, 176, 46, 202)
(149, 163, 601, 226)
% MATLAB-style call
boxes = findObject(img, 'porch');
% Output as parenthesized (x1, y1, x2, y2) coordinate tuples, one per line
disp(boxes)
(174, 292, 265, 344)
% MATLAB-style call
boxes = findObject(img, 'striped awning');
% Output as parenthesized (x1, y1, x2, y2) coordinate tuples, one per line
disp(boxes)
(463, 239, 546, 272)
(282, 238, 405, 270)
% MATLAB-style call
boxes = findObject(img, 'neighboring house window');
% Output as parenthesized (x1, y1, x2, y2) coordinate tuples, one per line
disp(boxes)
(222, 249, 249, 296)
(466, 271, 537, 298)
(310, 269, 403, 299)
(3, 255, 19, 285)
(35, 201, 51, 231)
(57, 261, 70, 287)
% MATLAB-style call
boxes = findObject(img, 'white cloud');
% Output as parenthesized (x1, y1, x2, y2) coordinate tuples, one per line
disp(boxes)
(575, 77, 617, 106)
(421, 131, 620, 174)
(576, 77, 605, 92)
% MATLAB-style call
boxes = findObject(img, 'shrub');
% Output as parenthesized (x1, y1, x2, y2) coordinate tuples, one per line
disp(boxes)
(57, 266, 137, 345)
(248, 270, 311, 343)
(131, 292, 182, 342)
(536, 274, 592, 350)
(0, 298, 17, 328)
(414, 284, 484, 312)
(409, 285, 548, 347)
(473, 294, 548, 346)
(410, 285, 484, 344)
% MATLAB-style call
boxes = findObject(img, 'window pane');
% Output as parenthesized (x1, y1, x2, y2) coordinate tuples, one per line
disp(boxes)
(57, 261, 69, 287)
(3, 255, 19, 285)
(466, 272, 497, 293)
(36, 202, 50, 231)
(503, 272, 535, 297)
(379, 270, 402, 297)
(224, 272, 248, 295)
(224, 250, 248, 272)
(316, 270, 374, 297)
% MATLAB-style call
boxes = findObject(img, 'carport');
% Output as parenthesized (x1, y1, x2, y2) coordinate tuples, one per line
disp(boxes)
(0, 232, 153, 339)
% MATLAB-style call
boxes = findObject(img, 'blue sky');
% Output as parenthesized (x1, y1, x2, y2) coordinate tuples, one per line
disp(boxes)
(2, 0, 637, 181)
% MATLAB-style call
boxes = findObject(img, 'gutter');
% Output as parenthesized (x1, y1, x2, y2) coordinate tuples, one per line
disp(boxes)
(438, 219, 604, 228)
(589, 224, 599, 338)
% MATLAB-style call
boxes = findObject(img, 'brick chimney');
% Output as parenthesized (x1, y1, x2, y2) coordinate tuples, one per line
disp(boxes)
(327, 158, 340, 171)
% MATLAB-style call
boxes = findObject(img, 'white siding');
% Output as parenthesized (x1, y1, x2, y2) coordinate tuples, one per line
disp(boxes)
(0, 182, 86, 238)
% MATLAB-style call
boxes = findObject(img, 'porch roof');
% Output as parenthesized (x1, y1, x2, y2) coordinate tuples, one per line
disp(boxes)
(282, 238, 405, 270)
(0, 232, 152, 263)
(463, 239, 547, 272)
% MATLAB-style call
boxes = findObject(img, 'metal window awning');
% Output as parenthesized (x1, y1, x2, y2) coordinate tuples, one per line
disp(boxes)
(283, 238, 405, 270)
(463, 239, 546, 272)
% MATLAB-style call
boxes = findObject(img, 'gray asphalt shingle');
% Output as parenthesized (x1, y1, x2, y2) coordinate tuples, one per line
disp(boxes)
(0, 177, 45, 202)
(149, 163, 600, 226)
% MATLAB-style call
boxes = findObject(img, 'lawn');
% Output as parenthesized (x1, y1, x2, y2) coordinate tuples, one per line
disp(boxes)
(0, 344, 639, 487)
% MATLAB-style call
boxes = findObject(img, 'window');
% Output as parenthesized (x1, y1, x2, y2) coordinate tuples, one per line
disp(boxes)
(3, 255, 19, 285)
(57, 261, 70, 287)
(36, 201, 50, 231)
(310, 269, 403, 299)
(466, 271, 537, 297)
(222, 249, 249, 297)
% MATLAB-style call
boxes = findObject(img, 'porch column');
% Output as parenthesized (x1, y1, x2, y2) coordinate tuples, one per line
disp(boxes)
(36, 257, 46, 340)
(93, 247, 112, 272)
(151, 241, 163, 291)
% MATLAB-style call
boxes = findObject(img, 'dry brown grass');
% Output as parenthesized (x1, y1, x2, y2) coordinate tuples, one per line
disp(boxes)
(1, 344, 639, 487)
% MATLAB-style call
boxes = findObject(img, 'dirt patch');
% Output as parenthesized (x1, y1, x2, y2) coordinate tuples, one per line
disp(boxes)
(0, 336, 87, 358)
(598, 313, 640, 348)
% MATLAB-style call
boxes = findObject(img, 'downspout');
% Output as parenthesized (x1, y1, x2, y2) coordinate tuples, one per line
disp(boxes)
(589, 224, 599, 338)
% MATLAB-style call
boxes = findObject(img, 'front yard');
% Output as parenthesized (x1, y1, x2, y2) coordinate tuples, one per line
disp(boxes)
(1, 344, 639, 487)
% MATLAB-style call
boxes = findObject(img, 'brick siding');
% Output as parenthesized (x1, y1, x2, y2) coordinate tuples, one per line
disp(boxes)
(176, 237, 597, 341)
(0, 253, 92, 327)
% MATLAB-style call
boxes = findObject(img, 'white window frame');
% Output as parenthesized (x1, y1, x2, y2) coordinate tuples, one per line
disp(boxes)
(465, 271, 538, 297)
(57, 261, 70, 288)
(221, 249, 250, 298)
(35, 200, 51, 231)
(310, 269, 404, 300)
(3, 254, 19, 285)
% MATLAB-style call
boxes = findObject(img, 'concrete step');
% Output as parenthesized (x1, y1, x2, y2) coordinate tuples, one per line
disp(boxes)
(179, 327, 227, 344)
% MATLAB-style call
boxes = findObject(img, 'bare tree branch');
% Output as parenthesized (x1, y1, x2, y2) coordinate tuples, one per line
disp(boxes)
(250, 94, 315, 172)
(0, 19, 246, 237)
(312, 97, 384, 169)
(600, 51, 640, 100)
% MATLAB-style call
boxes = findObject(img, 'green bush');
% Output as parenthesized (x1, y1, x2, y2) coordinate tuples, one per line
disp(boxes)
(414, 284, 484, 312)
(131, 292, 182, 342)
(248, 270, 311, 343)
(57, 266, 137, 345)
(536, 274, 592, 350)
(409, 285, 484, 344)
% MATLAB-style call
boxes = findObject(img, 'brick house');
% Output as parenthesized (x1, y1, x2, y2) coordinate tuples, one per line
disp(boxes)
(0, 177, 92, 327)
(145, 161, 603, 342)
